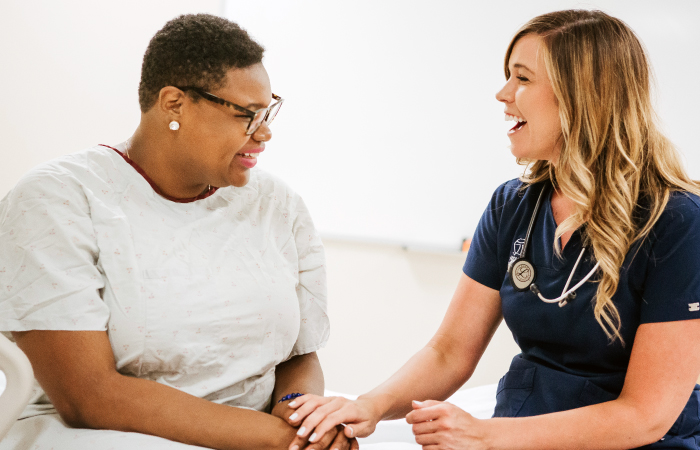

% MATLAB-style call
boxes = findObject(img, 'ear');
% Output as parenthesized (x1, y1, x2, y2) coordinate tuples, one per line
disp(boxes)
(156, 86, 187, 118)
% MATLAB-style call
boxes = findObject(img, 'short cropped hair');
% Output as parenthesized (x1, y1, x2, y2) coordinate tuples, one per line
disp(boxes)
(138, 14, 265, 112)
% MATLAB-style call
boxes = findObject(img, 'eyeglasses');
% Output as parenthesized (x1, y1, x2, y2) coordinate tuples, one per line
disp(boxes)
(176, 86, 284, 135)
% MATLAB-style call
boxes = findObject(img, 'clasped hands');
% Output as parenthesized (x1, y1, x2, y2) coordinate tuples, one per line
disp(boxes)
(272, 400, 358, 450)
(283, 395, 489, 450)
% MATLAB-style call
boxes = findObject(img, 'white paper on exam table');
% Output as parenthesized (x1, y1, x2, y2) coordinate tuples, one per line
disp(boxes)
(327, 383, 498, 445)
(0, 378, 496, 449)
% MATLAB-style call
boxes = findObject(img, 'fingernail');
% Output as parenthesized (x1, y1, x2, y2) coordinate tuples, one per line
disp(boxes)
(309, 433, 317, 442)
(291, 446, 299, 450)
(289, 413, 298, 421)
(413, 400, 423, 405)
(289, 401, 296, 407)
(297, 427, 306, 436)
(347, 426, 354, 437)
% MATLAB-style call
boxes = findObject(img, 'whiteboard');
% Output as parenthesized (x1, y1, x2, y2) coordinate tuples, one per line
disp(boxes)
(223, 0, 700, 251)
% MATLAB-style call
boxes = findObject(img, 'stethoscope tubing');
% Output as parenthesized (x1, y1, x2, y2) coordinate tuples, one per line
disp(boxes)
(533, 247, 600, 307)
(509, 183, 600, 307)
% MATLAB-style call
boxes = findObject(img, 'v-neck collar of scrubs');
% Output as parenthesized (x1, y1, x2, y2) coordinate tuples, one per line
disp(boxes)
(542, 186, 584, 271)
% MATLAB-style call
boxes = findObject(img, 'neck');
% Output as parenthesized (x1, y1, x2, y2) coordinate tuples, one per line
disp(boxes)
(125, 122, 211, 199)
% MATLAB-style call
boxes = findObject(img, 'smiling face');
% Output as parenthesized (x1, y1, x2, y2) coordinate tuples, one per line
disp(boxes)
(179, 63, 273, 188)
(496, 34, 562, 163)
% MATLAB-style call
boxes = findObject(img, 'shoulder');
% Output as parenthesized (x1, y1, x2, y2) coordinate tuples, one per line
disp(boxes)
(642, 190, 700, 260)
(0, 146, 119, 218)
(9, 146, 116, 191)
(245, 169, 304, 211)
(491, 178, 528, 204)
(651, 191, 700, 235)
(484, 178, 542, 217)
(662, 190, 700, 219)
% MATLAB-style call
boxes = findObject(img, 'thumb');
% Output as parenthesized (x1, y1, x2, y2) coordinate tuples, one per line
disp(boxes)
(412, 399, 441, 410)
(344, 421, 376, 439)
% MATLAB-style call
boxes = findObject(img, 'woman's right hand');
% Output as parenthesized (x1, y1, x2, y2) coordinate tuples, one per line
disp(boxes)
(286, 395, 380, 450)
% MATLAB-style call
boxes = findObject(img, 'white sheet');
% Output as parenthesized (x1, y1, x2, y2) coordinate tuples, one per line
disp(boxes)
(328, 384, 498, 446)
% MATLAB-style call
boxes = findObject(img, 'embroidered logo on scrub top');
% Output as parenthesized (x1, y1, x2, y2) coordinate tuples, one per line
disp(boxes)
(508, 238, 526, 267)
(689, 302, 700, 312)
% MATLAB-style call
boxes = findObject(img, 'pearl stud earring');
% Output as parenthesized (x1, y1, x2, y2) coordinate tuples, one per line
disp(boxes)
(169, 121, 180, 131)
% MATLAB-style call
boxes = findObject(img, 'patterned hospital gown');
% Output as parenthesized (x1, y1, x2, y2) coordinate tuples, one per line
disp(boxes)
(0, 145, 329, 449)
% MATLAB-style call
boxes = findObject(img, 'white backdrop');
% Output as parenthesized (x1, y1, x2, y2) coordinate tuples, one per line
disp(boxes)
(0, 1, 697, 251)
(223, 0, 700, 251)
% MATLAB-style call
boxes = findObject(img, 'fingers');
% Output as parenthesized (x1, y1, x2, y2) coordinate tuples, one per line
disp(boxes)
(288, 394, 325, 410)
(288, 434, 307, 450)
(288, 395, 336, 427)
(413, 431, 440, 447)
(296, 398, 353, 441)
(411, 418, 442, 436)
(301, 425, 338, 450)
(308, 425, 352, 450)
(329, 427, 351, 450)
(412, 400, 442, 409)
(309, 411, 374, 441)
(406, 401, 445, 424)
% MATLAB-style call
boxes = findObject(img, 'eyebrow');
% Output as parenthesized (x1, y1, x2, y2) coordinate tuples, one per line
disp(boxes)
(244, 103, 267, 109)
(512, 63, 534, 73)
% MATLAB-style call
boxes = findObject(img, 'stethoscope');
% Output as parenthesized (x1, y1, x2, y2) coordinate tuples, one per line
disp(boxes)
(507, 184, 600, 307)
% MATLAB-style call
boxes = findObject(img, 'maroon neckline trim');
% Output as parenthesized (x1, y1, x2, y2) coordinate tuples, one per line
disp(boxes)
(100, 144, 219, 203)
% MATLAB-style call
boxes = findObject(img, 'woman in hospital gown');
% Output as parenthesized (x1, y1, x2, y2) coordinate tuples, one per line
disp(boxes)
(0, 13, 355, 450)
(283, 9, 700, 450)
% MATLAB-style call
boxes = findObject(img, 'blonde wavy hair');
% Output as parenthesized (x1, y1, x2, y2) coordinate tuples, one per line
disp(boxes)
(506, 10, 700, 343)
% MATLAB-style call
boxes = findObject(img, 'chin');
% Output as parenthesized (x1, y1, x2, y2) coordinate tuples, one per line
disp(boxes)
(228, 172, 250, 188)
(509, 145, 530, 160)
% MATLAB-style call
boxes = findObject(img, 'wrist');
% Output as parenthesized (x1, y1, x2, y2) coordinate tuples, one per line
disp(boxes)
(270, 401, 293, 421)
(267, 416, 298, 450)
(355, 394, 388, 424)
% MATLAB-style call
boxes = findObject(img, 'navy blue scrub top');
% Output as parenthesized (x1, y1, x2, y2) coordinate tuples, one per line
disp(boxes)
(464, 179, 700, 448)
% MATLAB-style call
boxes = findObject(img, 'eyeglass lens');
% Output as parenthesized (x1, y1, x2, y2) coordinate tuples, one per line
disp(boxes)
(247, 101, 282, 134)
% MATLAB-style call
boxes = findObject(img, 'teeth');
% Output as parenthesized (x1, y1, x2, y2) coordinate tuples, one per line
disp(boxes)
(505, 113, 526, 123)
(243, 153, 257, 157)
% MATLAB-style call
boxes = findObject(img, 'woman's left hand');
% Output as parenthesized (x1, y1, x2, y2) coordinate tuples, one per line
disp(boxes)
(406, 400, 488, 450)
(272, 400, 357, 450)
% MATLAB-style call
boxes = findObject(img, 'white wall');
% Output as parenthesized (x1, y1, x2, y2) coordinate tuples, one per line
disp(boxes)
(222, 0, 700, 251)
(0, 0, 224, 195)
(0, 1, 696, 395)
(319, 239, 519, 394)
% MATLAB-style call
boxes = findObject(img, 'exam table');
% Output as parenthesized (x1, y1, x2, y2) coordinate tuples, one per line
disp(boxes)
(0, 333, 34, 441)
(0, 339, 498, 448)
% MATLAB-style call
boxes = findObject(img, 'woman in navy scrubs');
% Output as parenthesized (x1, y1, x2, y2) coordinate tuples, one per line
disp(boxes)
(285, 10, 700, 450)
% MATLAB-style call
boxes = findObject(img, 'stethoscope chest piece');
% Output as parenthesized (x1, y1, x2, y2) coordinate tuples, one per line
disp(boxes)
(506, 183, 600, 307)
(509, 258, 537, 291)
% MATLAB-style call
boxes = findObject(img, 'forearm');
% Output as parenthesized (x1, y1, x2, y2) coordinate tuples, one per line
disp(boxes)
(484, 399, 665, 450)
(271, 352, 324, 418)
(360, 342, 475, 421)
(74, 373, 296, 450)
(360, 275, 502, 422)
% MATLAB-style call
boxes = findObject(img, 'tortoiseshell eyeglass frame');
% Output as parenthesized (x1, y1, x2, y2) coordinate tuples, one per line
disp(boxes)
(176, 86, 283, 135)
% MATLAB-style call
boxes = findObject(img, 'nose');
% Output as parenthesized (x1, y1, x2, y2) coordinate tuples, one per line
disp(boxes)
(495, 78, 515, 104)
(252, 121, 272, 143)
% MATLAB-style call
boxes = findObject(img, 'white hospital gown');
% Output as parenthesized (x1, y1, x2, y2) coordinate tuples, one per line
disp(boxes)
(0, 145, 329, 449)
